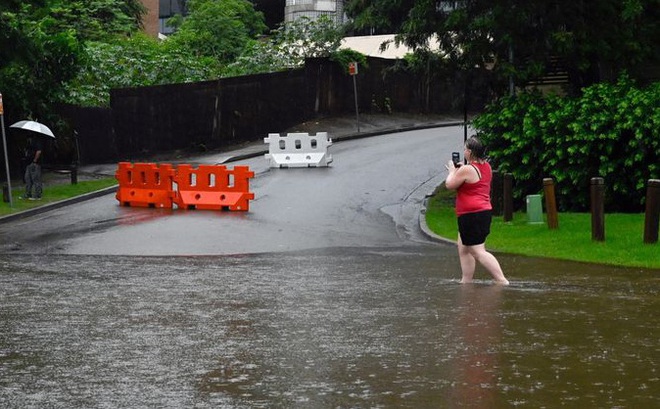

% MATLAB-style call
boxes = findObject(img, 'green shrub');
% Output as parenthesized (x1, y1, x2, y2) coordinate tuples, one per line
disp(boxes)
(474, 74, 659, 212)
(329, 48, 368, 75)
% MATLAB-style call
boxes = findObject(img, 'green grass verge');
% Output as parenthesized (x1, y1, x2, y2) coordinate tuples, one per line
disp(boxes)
(425, 184, 659, 270)
(0, 178, 117, 217)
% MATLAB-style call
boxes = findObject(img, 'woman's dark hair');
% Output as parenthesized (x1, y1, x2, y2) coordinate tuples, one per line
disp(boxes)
(466, 136, 486, 160)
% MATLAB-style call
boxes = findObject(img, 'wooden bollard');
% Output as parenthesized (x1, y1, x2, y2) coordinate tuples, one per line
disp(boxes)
(543, 178, 559, 229)
(590, 177, 605, 241)
(644, 179, 660, 244)
(503, 173, 513, 222)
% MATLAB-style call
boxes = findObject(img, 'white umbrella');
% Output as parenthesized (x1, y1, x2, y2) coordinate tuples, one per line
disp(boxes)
(9, 120, 55, 139)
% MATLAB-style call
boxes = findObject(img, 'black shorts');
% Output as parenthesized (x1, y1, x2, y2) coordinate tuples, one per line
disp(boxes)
(457, 210, 492, 246)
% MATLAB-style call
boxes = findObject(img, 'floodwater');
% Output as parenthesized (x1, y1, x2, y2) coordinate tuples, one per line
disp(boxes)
(1, 247, 658, 408)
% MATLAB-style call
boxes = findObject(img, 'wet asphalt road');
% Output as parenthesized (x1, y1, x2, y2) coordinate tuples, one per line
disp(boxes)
(1, 126, 659, 408)
(0, 127, 461, 256)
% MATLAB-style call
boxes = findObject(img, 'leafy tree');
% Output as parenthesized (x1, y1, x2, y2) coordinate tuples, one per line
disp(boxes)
(345, 0, 660, 94)
(46, 0, 146, 41)
(0, 0, 146, 121)
(0, 1, 80, 121)
(273, 15, 345, 60)
(60, 34, 223, 107)
(224, 15, 346, 76)
(167, 0, 268, 64)
(61, 0, 272, 106)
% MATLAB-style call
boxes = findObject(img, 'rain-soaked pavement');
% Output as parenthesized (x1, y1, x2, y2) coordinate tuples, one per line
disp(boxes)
(1, 127, 659, 407)
(1, 251, 658, 408)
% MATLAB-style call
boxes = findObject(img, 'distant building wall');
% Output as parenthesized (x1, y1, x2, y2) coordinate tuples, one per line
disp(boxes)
(140, 0, 160, 37)
(285, 0, 345, 24)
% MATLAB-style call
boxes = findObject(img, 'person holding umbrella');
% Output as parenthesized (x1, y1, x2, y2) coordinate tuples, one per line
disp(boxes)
(22, 135, 44, 200)
(10, 120, 54, 200)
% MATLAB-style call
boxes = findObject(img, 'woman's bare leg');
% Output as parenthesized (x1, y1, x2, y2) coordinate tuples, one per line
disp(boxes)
(457, 235, 476, 283)
(467, 244, 509, 285)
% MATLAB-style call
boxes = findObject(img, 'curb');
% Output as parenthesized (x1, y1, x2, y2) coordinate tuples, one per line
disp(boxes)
(419, 196, 457, 245)
(0, 120, 464, 225)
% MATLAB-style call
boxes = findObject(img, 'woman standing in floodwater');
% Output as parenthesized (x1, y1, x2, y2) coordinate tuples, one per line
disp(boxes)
(445, 136, 509, 285)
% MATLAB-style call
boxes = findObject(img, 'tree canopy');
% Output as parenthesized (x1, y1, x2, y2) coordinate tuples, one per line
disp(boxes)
(0, 0, 145, 121)
(225, 15, 346, 76)
(64, 0, 271, 107)
(46, 0, 145, 41)
(166, 0, 268, 63)
(1, 0, 272, 115)
(60, 34, 223, 107)
(345, 0, 660, 93)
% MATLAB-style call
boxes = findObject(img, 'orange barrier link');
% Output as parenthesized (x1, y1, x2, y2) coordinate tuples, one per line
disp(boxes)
(115, 162, 175, 208)
(173, 164, 255, 211)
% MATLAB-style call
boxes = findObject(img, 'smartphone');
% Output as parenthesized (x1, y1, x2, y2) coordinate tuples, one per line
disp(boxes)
(452, 152, 461, 166)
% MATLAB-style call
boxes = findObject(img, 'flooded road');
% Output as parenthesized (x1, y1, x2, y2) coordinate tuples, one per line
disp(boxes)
(1, 249, 658, 408)
(1, 127, 658, 407)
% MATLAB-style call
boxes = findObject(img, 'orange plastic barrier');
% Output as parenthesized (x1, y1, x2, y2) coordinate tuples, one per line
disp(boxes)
(115, 162, 175, 208)
(173, 164, 255, 211)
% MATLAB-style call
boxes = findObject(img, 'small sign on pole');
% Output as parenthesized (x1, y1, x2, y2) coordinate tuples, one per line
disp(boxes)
(348, 61, 358, 76)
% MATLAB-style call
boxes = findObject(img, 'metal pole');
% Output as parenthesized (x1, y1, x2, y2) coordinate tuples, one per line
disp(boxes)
(1, 114, 13, 207)
(352, 74, 360, 132)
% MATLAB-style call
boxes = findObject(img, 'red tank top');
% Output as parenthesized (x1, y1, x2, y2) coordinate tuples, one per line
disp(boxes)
(455, 162, 492, 216)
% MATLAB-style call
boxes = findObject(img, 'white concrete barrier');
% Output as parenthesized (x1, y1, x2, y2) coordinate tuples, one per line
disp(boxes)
(264, 132, 333, 168)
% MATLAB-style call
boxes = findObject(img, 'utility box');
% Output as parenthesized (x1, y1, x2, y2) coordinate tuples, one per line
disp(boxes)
(526, 194, 543, 224)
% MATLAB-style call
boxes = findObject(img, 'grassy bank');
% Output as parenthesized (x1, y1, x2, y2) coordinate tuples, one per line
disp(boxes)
(0, 178, 117, 217)
(425, 185, 659, 270)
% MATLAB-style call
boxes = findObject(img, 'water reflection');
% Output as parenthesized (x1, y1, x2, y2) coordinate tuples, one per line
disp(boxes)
(449, 284, 504, 408)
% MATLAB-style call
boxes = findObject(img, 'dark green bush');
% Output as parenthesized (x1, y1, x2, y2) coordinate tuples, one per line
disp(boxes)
(474, 75, 659, 212)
